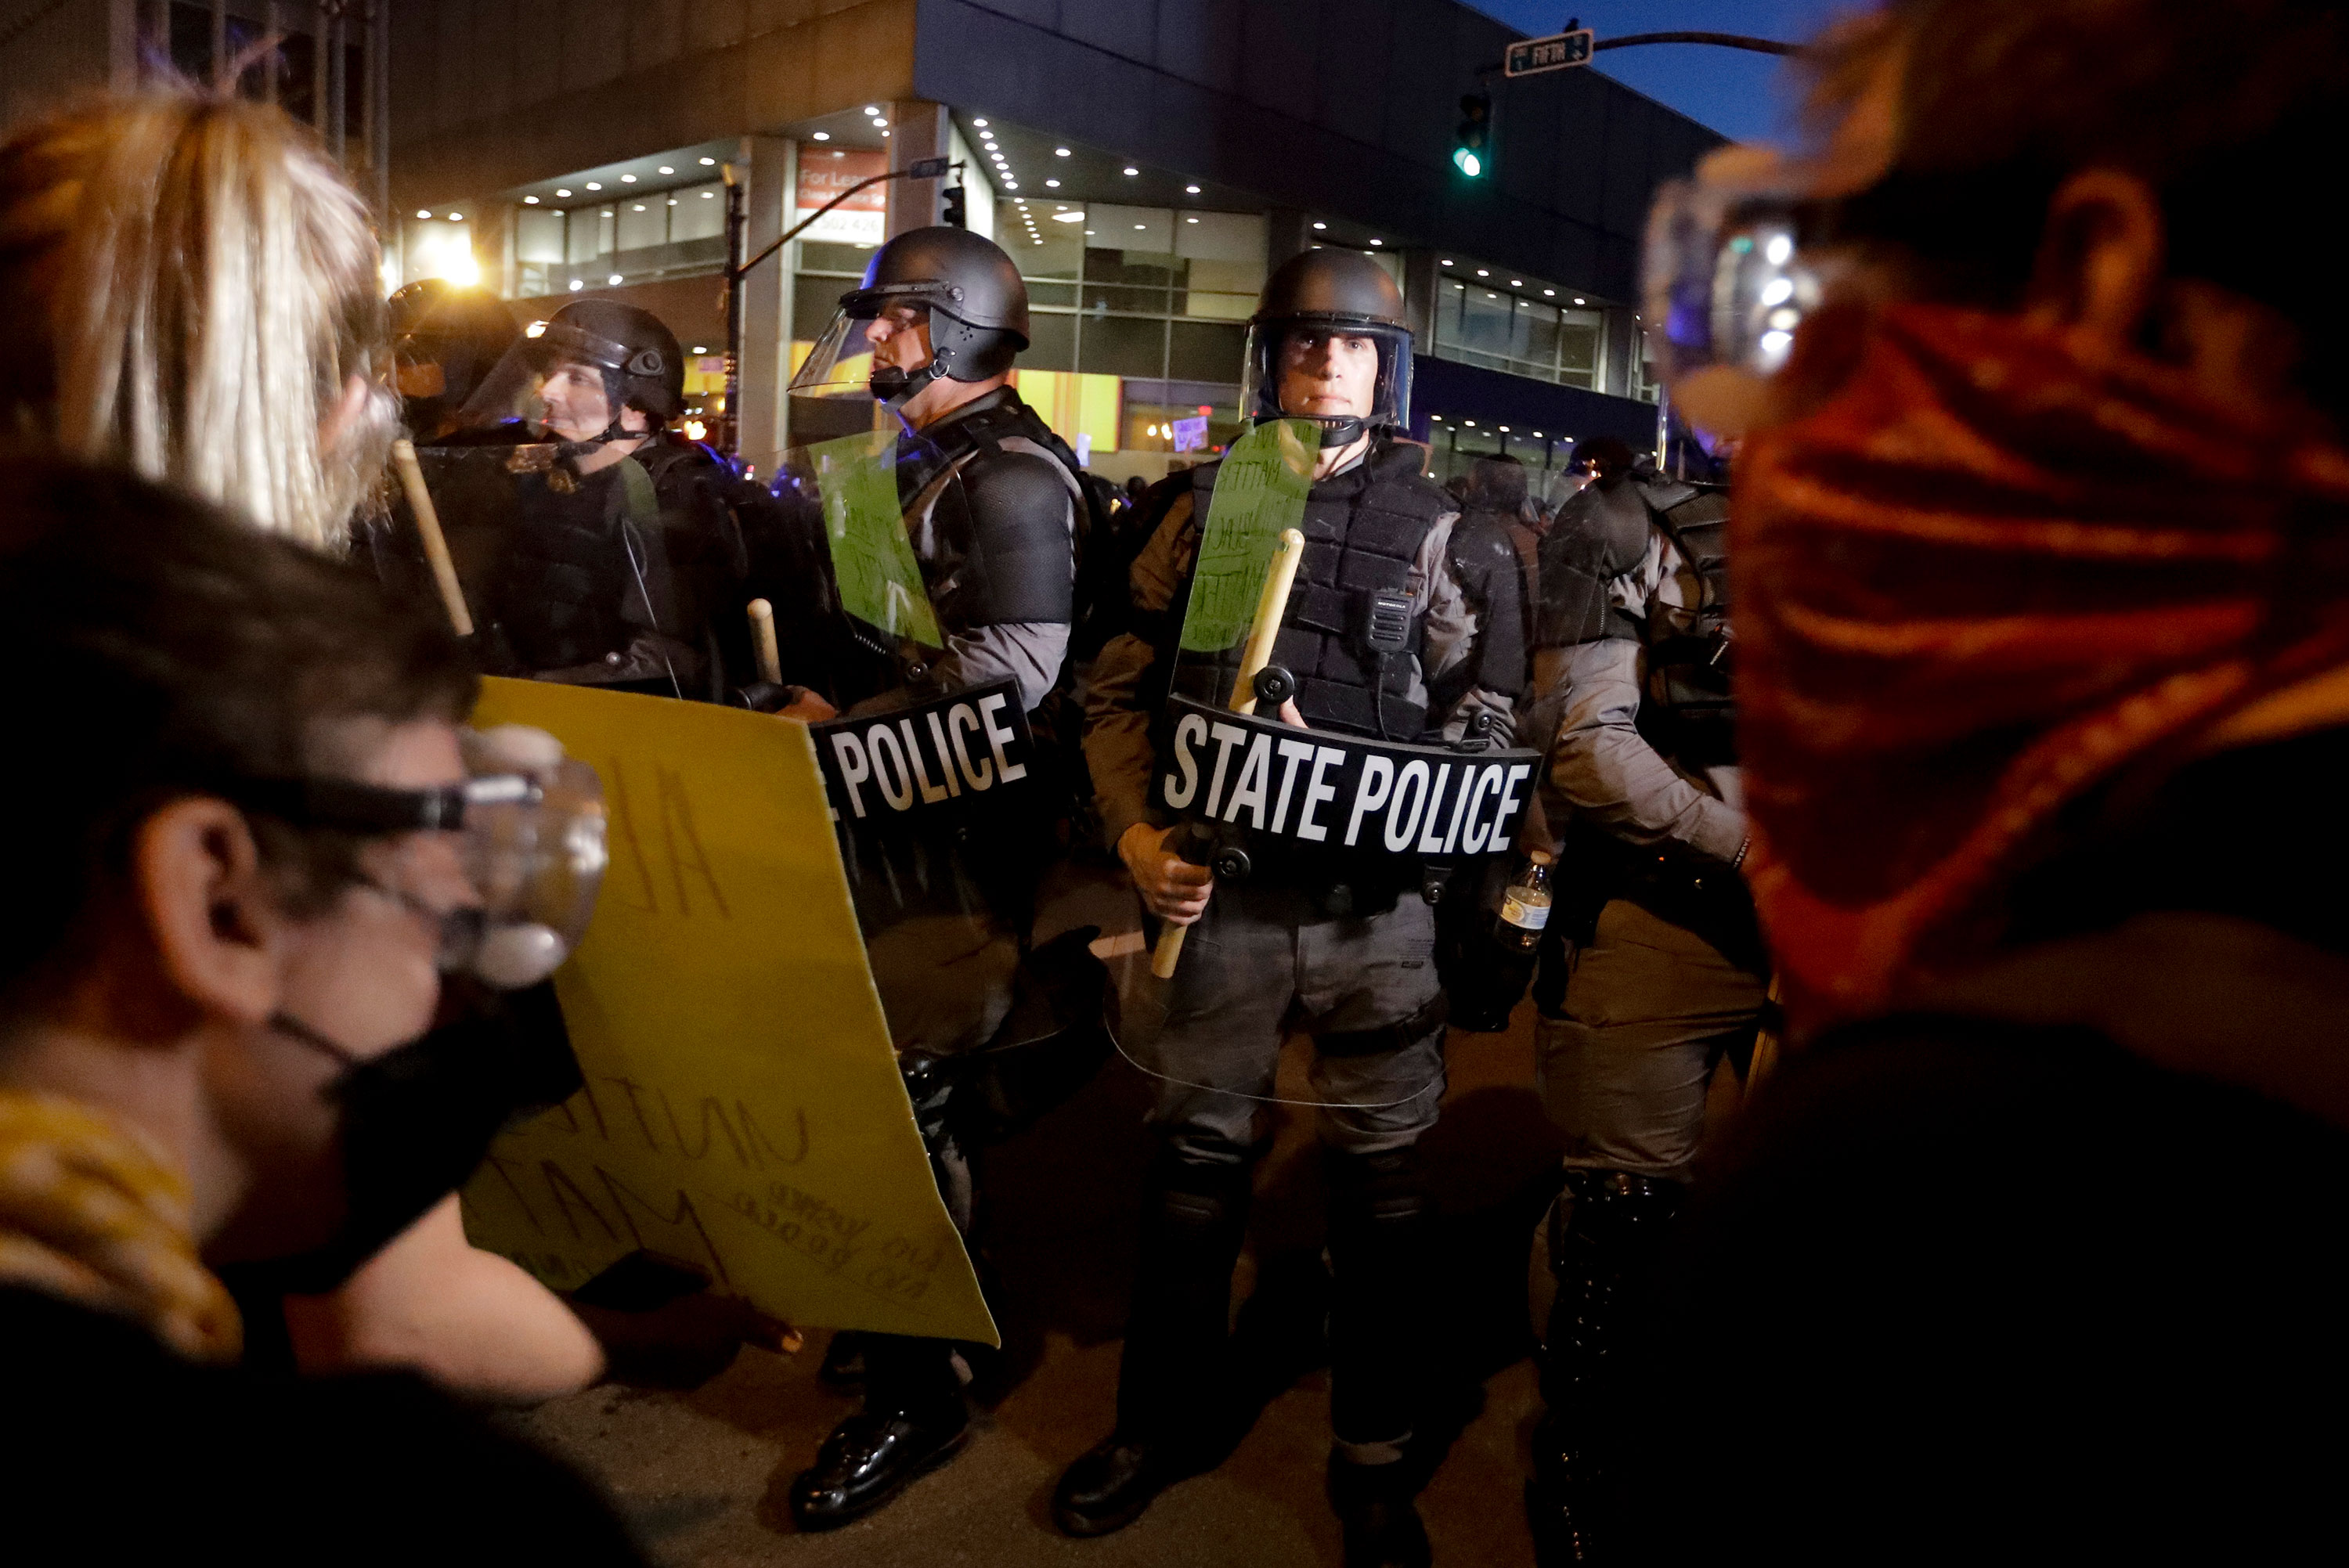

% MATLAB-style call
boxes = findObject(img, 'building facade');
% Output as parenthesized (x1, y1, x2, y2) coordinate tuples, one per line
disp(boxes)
(2, 1, 1723, 491)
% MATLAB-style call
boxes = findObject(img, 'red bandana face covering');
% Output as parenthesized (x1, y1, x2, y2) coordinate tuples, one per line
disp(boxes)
(1735, 303, 2349, 1031)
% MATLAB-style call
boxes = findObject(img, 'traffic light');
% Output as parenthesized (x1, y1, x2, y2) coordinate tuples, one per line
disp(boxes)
(942, 180, 967, 229)
(1453, 92, 1491, 178)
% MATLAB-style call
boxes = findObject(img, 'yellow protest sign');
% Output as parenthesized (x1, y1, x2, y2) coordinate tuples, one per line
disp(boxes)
(456, 678, 996, 1345)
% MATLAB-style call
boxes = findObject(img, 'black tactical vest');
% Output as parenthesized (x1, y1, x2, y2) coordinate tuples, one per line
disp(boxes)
(493, 460, 651, 672)
(1175, 439, 1451, 741)
(1637, 479, 1736, 767)
(1533, 475, 1653, 650)
(900, 389, 1089, 642)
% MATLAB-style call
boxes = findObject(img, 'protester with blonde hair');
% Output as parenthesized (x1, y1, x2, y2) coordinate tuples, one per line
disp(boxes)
(0, 89, 602, 1404)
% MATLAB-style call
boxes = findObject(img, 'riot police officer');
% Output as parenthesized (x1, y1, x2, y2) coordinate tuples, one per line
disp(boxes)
(1521, 434, 1765, 1561)
(777, 225, 1102, 1529)
(414, 299, 744, 698)
(1062, 249, 1524, 1568)
(387, 278, 521, 442)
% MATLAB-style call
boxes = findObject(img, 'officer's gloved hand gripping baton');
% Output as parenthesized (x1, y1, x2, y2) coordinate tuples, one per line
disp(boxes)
(1151, 526, 1307, 981)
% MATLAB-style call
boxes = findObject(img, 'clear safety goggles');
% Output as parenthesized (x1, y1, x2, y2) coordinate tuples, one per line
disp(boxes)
(235, 724, 608, 989)
(1642, 178, 1824, 385)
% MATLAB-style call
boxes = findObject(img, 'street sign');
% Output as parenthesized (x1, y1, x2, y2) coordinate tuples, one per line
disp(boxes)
(1505, 27, 1595, 77)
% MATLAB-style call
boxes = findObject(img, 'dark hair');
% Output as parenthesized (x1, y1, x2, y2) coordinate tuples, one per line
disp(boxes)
(1572, 437, 1636, 479)
(1831, 2, 2349, 384)
(1, 456, 476, 1000)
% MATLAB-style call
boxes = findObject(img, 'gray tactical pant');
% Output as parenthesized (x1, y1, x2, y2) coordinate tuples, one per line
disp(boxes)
(1141, 881, 1449, 1162)
(1535, 897, 1767, 1186)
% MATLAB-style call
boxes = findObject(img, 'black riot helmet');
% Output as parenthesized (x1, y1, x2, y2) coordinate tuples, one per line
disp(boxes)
(454, 297, 685, 442)
(388, 279, 522, 438)
(788, 226, 1030, 414)
(538, 300, 685, 421)
(1240, 249, 1414, 449)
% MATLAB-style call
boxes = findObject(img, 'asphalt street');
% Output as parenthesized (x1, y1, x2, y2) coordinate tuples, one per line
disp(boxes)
(511, 874, 1742, 1566)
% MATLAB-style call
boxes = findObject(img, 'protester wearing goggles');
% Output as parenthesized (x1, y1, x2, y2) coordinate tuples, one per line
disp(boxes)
(0, 463, 640, 1562)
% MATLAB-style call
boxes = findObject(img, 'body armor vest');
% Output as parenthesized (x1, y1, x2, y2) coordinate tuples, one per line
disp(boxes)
(901, 390, 1090, 643)
(1176, 439, 1450, 741)
(1534, 476, 1652, 650)
(493, 458, 655, 672)
(1636, 479, 1735, 767)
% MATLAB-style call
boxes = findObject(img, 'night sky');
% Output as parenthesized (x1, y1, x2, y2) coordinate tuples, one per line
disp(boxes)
(1467, 2, 1867, 143)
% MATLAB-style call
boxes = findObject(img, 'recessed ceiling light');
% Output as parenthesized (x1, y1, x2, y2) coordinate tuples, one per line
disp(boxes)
(1499, 425, 1511, 432)
(1055, 147, 1070, 157)
(863, 106, 879, 115)
(881, 130, 889, 138)
(659, 166, 673, 175)
(568, 279, 583, 290)
(973, 117, 988, 127)
(667, 198, 678, 206)
(608, 273, 622, 284)
(621, 175, 637, 182)
(812, 131, 831, 141)
(694, 345, 707, 354)
(1312, 221, 1326, 230)
(1123, 166, 1138, 175)
(701, 191, 714, 198)
(1532, 431, 1543, 438)
(1369, 238, 1382, 245)
(555, 189, 571, 196)
(872, 117, 888, 128)
(1084, 229, 1095, 235)
(1045, 178, 1059, 187)
(585, 181, 601, 189)
(1574, 297, 1586, 305)
(1476, 269, 1488, 276)
(632, 204, 645, 211)
(1510, 279, 1521, 285)
(699, 156, 716, 165)
(1431, 413, 1443, 422)
(1185, 216, 1199, 223)
(416, 208, 431, 218)
(1135, 222, 1146, 229)
(1004, 182, 1016, 189)
(1487, 292, 1498, 299)
(1441, 259, 1453, 265)
(1543, 288, 1555, 297)
(523, 195, 539, 204)
(1463, 420, 1477, 427)
(1185, 185, 1200, 194)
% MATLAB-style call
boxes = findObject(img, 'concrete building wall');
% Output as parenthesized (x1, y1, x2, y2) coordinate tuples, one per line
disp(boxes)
(908, 0, 1721, 304)
(388, 0, 918, 207)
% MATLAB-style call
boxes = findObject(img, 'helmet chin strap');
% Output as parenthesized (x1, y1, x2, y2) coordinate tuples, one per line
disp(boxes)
(1256, 409, 1369, 449)
(870, 341, 959, 412)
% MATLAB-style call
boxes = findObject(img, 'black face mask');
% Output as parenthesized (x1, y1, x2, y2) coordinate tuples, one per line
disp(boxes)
(222, 982, 583, 1298)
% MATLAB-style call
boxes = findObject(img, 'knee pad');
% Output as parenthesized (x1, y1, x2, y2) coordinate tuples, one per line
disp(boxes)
(1326, 1144, 1431, 1233)
(1148, 1142, 1254, 1238)
(1552, 1168, 1685, 1275)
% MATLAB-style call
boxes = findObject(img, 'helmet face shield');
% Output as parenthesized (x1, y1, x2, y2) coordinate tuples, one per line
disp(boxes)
(787, 307, 893, 442)
(1241, 316, 1413, 447)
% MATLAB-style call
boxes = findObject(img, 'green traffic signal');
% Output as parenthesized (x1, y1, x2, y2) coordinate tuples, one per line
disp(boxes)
(1453, 91, 1492, 178)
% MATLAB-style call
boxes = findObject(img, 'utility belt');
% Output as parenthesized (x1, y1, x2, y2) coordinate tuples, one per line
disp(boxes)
(1152, 695, 1541, 921)
(1562, 824, 1766, 975)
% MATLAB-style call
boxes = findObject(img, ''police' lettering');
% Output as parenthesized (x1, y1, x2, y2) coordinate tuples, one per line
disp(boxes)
(1154, 698, 1541, 864)
(809, 679, 1037, 827)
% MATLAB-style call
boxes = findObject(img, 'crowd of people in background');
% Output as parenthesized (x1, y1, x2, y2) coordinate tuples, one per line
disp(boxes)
(3, 2, 2347, 1564)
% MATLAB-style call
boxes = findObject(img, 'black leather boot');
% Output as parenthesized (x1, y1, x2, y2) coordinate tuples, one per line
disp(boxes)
(1330, 1451, 1434, 1568)
(790, 1335, 967, 1530)
(1528, 1169, 1683, 1565)
(1052, 1145, 1254, 1537)
(1325, 1145, 1435, 1464)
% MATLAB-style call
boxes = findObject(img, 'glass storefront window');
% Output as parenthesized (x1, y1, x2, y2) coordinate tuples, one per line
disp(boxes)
(1431, 269, 1608, 390)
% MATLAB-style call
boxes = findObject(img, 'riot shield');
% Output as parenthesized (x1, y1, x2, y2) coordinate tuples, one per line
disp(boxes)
(1142, 419, 1546, 1099)
(779, 426, 1099, 1151)
(381, 441, 705, 697)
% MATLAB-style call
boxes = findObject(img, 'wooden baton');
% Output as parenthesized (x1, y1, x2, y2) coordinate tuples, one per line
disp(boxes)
(1151, 526, 1308, 981)
(389, 438, 474, 637)
(747, 597, 783, 685)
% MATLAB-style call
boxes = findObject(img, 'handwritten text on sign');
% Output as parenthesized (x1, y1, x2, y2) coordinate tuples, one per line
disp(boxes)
(1156, 697, 1539, 856)
(809, 678, 1035, 823)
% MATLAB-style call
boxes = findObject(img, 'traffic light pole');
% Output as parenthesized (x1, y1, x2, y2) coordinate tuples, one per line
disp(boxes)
(717, 155, 959, 459)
